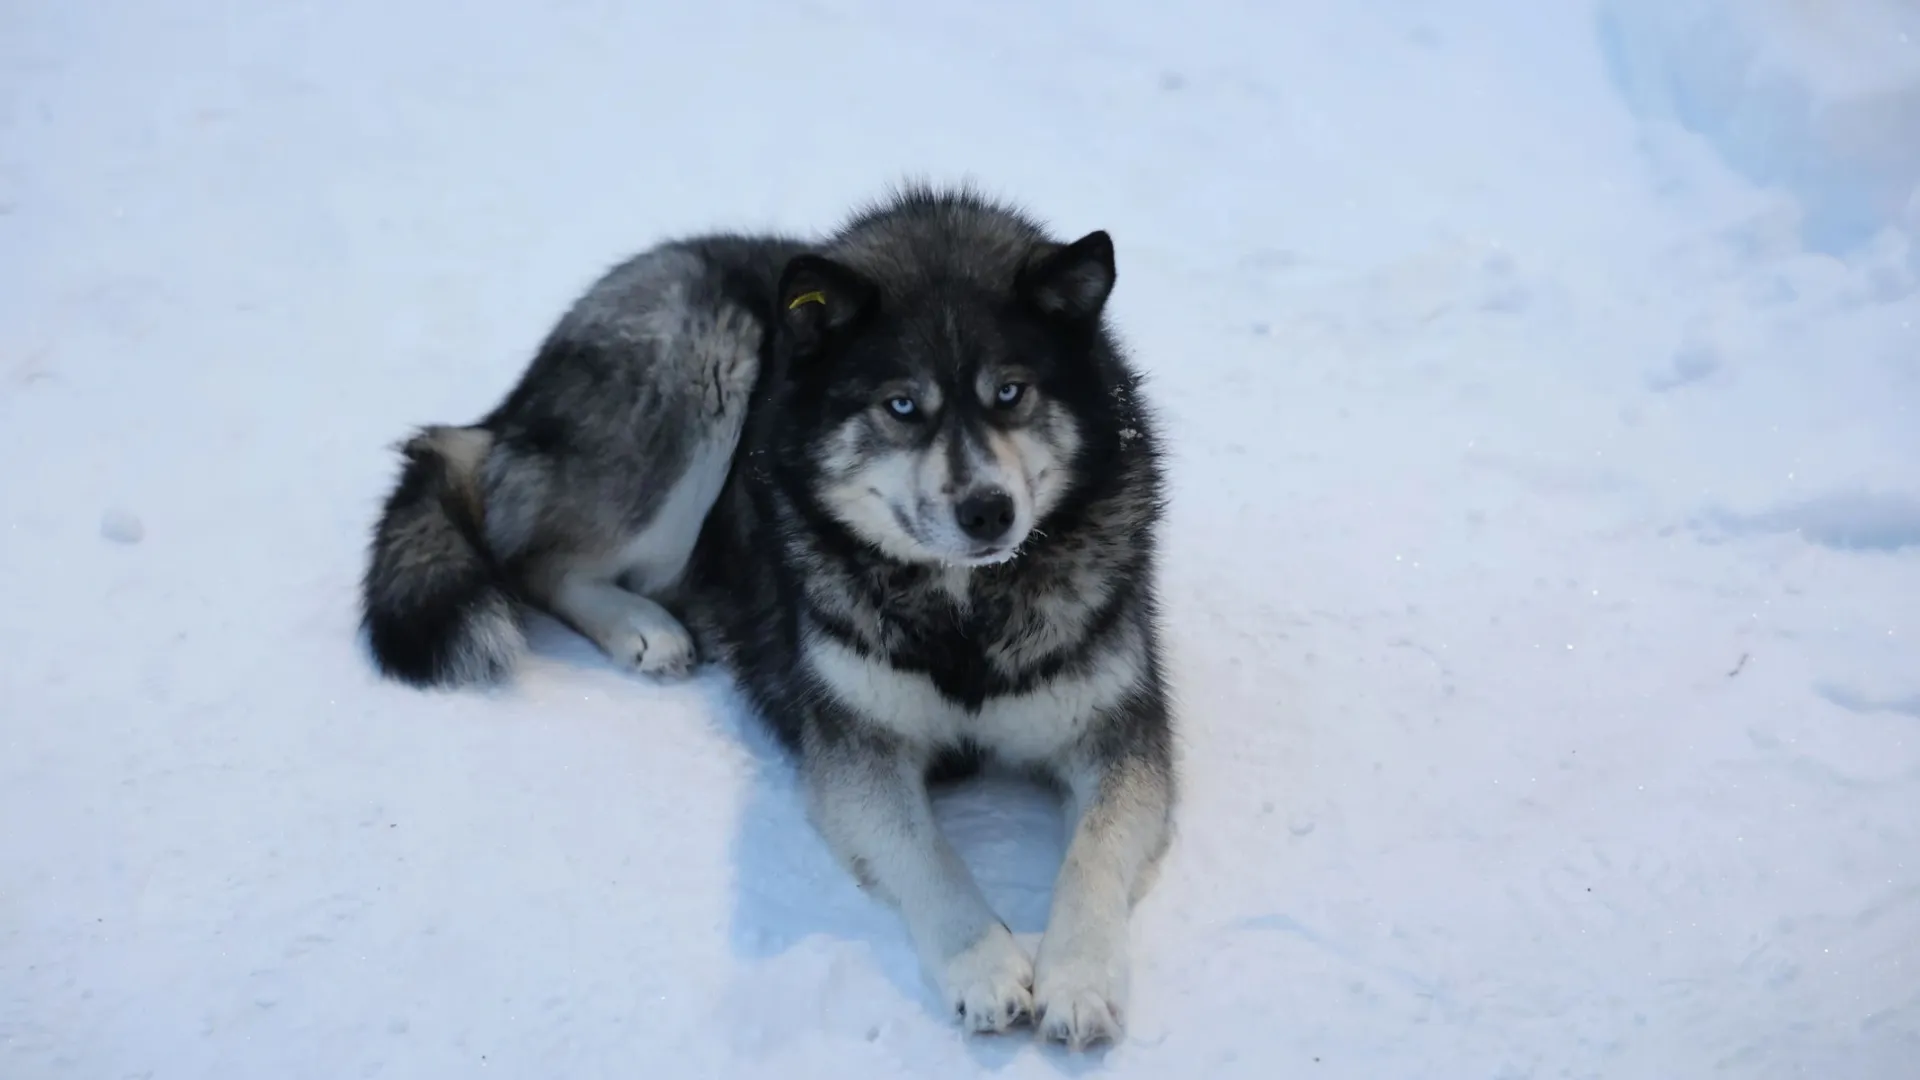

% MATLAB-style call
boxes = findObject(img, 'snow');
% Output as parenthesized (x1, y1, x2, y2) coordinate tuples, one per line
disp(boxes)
(2, 0, 1916, 1076)
(1598, 0, 1920, 255)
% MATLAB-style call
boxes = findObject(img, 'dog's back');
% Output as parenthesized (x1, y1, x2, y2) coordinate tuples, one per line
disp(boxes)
(359, 234, 807, 686)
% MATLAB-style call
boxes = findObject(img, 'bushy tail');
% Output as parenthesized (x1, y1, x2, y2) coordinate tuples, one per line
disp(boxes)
(359, 425, 522, 687)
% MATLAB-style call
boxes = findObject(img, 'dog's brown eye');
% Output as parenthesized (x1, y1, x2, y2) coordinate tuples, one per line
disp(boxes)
(994, 382, 1025, 408)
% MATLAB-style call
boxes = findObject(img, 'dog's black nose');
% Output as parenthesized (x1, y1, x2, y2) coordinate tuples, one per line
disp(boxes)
(955, 489, 1016, 542)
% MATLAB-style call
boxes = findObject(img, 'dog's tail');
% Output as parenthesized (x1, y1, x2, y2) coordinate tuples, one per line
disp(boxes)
(359, 425, 522, 687)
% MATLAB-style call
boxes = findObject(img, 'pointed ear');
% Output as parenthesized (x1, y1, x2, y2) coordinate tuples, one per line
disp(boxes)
(1017, 230, 1116, 321)
(778, 254, 878, 354)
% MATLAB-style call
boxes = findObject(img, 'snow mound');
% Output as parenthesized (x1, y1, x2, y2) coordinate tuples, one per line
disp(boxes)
(1598, 0, 1920, 253)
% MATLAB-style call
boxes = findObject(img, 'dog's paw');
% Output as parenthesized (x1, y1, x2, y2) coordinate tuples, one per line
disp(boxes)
(626, 624, 696, 678)
(1033, 943, 1126, 1051)
(940, 924, 1034, 1035)
(604, 609, 696, 679)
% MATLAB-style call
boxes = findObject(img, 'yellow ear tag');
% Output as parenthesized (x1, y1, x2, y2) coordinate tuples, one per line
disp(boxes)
(787, 290, 828, 311)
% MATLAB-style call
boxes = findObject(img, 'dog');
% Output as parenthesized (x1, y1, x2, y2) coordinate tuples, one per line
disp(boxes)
(360, 184, 1176, 1050)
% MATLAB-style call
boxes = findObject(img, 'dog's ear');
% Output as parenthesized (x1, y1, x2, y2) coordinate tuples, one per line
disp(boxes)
(778, 254, 878, 354)
(1016, 230, 1116, 322)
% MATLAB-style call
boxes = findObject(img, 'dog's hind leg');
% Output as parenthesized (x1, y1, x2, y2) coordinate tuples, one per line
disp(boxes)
(524, 557, 697, 678)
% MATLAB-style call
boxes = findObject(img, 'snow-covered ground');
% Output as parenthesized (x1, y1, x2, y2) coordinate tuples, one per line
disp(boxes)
(4, 0, 1916, 1075)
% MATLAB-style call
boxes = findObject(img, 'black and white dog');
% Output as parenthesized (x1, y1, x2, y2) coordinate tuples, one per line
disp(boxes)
(360, 184, 1176, 1049)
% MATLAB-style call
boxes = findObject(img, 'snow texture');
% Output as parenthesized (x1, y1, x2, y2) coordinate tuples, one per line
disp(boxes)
(2, 1, 1916, 1077)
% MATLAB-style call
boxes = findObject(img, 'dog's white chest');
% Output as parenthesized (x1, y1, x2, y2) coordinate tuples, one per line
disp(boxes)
(802, 624, 1144, 763)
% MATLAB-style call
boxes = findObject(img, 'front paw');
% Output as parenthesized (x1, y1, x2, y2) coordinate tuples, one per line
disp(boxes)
(1033, 938, 1127, 1050)
(940, 923, 1034, 1035)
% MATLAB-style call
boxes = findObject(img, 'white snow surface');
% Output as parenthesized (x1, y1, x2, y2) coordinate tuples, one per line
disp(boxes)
(3, 1, 1917, 1076)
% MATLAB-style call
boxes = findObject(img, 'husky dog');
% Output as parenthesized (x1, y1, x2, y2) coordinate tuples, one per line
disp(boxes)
(360, 185, 1175, 1050)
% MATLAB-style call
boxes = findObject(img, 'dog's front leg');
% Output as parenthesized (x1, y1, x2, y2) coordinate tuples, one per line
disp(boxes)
(802, 729, 1034, 1034)
(1033, 724, 1176, 1050)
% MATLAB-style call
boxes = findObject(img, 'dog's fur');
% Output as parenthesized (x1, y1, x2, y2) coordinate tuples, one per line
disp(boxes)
(360, 185, 1175, 1049)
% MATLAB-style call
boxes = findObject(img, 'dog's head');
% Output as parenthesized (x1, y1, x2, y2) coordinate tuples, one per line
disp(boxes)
(773, 227, 1117, 567)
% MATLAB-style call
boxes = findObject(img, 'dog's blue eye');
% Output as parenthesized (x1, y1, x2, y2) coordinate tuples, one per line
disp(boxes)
(995, 382, 1025, 407)
(886, 397, 917, 418)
